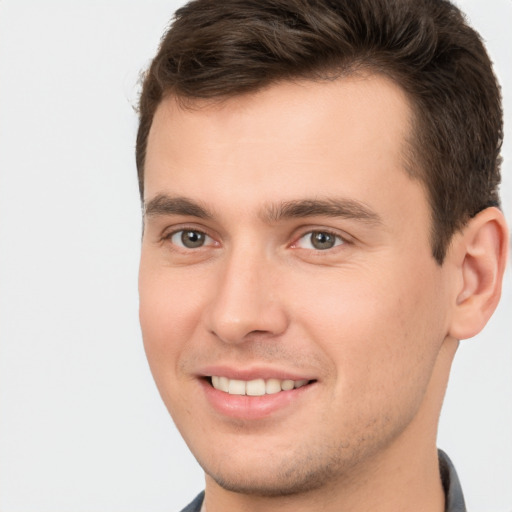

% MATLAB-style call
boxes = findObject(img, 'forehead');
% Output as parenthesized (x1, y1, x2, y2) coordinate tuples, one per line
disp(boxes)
(144, 75, 426, 228)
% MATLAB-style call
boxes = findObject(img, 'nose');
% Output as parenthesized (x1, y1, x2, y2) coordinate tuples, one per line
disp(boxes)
(204, 247, 289, 344)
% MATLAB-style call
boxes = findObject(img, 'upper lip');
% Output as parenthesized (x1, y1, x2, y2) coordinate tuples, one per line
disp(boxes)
(197, 365, 316, 382)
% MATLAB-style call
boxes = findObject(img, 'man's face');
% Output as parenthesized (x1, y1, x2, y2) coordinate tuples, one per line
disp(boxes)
(139, 76, 455, 495)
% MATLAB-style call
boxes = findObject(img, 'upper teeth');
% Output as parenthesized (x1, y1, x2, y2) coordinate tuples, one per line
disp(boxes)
(211, 376, 309, 396)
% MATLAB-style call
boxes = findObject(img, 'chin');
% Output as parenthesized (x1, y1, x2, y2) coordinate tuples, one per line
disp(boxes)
(198, 444, 349, 498)
(207, 467, 331, 497)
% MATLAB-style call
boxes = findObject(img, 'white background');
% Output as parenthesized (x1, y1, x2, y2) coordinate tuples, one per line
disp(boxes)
(0, 1, 510, 511)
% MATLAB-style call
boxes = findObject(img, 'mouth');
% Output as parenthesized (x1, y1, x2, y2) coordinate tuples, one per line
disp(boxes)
(199, 368, 317, 420)
(209, 376, 312, 396)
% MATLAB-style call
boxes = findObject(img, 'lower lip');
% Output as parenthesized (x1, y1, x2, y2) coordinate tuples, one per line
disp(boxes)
(200, 379, 314, 420)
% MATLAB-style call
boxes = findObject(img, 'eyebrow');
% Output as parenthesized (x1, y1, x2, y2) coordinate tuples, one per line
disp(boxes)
(143, 194, 382, 226)
(262, 198, 382, 225)
(144, 194, 213, 219)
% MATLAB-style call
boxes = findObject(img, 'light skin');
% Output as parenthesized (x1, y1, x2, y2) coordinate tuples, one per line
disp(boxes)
(139, 75, 508, 512)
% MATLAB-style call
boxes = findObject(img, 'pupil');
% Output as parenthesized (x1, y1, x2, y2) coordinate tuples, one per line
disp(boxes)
(182, 230, 205, 248)
(311, 231, 335, 250)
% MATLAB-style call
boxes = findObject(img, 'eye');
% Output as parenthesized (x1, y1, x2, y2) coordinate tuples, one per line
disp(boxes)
(169, 229, 213, 249)
(295, 230, 345, 250)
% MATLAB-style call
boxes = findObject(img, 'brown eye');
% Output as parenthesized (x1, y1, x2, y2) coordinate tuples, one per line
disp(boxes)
(296, 231, 344, 250)
(170, 230, 210, 249)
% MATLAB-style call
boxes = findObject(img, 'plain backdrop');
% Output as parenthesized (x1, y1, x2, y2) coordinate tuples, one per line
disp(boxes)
(0, 1, 510, 511)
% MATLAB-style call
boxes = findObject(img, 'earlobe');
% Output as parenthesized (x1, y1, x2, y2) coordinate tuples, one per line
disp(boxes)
(448, 207, 509, 340)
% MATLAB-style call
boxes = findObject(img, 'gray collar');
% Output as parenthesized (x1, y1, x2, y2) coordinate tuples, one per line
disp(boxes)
(439, 449, 467, 512)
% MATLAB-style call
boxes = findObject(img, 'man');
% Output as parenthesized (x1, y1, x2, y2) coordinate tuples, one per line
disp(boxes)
(136, 0, 508, 511)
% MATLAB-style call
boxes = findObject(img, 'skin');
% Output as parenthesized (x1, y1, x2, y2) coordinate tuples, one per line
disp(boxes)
(138, 75, 507, 512)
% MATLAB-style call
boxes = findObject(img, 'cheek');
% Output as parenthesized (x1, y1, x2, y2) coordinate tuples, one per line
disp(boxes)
(138, 267, 210, 427)
(291, 264, 446, 404)
(138, 264, 204, 380)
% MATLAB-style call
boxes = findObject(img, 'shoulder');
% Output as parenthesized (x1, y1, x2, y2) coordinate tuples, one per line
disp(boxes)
(179, 491, 205, 512)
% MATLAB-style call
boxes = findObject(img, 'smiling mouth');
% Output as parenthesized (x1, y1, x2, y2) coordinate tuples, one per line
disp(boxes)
(209, 376, 313, 396)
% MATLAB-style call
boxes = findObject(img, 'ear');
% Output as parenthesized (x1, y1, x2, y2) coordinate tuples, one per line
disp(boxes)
(448, 207, 509, 340)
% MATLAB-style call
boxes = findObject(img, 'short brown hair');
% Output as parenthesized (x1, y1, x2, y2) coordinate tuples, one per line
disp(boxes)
(136, 0, 503, 263)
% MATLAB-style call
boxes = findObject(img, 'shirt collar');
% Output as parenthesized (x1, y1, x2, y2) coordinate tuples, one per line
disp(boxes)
(439, 449, 467, 512)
